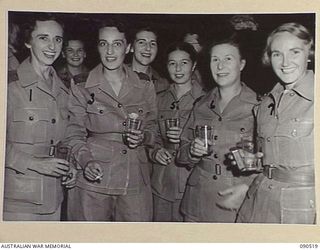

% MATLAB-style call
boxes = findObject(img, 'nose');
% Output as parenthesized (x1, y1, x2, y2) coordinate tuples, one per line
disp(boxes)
(145, 42, 151, 51)
(281, 54, 289, 67)
(217, 61, 224, 70)
(175, 63, 182, 72)
(48, 39, 56, 50)
(107, 44, 113, 55)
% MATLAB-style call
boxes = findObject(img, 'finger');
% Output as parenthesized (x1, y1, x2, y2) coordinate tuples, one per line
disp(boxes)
(218, 188, 233, 196)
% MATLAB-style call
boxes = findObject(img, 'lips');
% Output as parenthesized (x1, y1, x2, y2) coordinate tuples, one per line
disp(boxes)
(43, 51, 56, 58)
(281, 67, 296, 74)
(105, 56, 117, 62)
(216, 72, 229, 77)
(175, 74, 184, 79)
(141, 53, 152, 58)
(71, 58, 81, 61)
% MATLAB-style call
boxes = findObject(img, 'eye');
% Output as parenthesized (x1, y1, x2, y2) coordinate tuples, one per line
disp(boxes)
(113, 42, 122, 47)
(225, 56, 233, 61)
(65, 49, 73, 54)
(150, 41, 158, 47)
(38, 36, 49, 42)
(137, 40, 145, 46)
(55, 37, 63, 44)
(167, 61, 176, 67)
(211, 57, 219, 63)
(182, 60, 189, 65)
(271, 52, 281, 58)
(292, 49, 301, 55)
(98, 41, 106, 47)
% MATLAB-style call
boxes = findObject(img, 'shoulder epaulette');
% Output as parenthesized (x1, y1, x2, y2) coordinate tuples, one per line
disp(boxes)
(8, 70, 19, 84)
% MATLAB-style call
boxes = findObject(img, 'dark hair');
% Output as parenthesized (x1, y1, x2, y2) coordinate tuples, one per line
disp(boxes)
(23, 12, 64, 44)
(129, 25, 158, 44)
(96, 18, 128, 42)
(166, 41, 197, 64)
(63, 34, 86, 51)
(262, 22, 314, 66)
(208, 33, 245, 60)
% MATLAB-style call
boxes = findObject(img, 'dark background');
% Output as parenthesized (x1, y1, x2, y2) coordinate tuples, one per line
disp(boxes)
(9, 12, 315, 95)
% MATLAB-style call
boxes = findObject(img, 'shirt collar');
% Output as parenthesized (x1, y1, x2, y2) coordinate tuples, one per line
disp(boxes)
(270, 70, 314, 102)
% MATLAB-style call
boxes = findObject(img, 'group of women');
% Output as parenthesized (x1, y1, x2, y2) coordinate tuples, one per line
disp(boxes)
(5, 13, 315, 224)
(150, 22, 315, 224)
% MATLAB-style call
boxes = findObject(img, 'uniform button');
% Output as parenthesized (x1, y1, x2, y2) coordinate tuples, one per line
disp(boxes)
(212, 175, 218, 180)
(211, 105, 216, 109)
(99, 110, 104, 114)
(275, 115, 278, 119)
(51, 118, 56, 124)
(218, 117, 222, 121)
(214, 135, 218, 140)
(50, 139, 54, 144)
(122, 149, 127, 154)
(172, 152, 176, 156)
(310, 200, 315, 208)
(123, 121, 127, 126)
(290, 93, 295, 97)
(214, 154, 218, 158)
(240, 128, 245, 132)
(293, 118, 299, 122)
(160, 115, 164, 119)
(138, 109, 143, 114)
(29, 116, 34, 121)
(118, 103, 122, 108)
(291, 129, 297, 137)
(266, 137, 271, 142)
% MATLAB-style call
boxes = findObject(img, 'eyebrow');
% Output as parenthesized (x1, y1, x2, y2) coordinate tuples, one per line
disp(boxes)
(99, 39, 125, 42)
(136, 38, 157, 42)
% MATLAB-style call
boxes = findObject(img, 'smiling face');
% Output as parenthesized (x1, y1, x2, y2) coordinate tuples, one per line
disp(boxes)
(210, 43, 245, 88)
(270, 31, 310, 86)
(63, 40, 86, 67)
(131, 30, 158, 66)
(167, 49, 195, 85)
(98, 26, 130, 71)
(25, 20, 63, 67)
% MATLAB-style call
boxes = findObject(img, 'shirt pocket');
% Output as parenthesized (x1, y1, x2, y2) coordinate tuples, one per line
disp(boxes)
(86, 103, 119, 132)
(275, 119, 313, 139)
(4, 169, 43, 205)
(10, 108, 49, 143)
(280, 186, 316, 224)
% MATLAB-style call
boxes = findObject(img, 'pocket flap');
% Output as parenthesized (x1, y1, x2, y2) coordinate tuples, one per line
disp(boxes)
(13, 108, 49, 122)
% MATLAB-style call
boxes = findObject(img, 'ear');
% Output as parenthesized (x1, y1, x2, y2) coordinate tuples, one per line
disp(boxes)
(129, 44, 134, 53)
(24, 42, 31, 49)
(240, 59, 246, 72)
(126, 43, 131, 54)
(83, 51, 87, 58)
(192, 62, 197, 72)
(62, 51, 66, 58)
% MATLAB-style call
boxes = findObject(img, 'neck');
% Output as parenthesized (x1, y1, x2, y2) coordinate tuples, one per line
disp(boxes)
(103, 65, 126, 82)
(30, 57, 51, 81)
(132, 58, 150, 74)
(67, 64, 84, 76)
(218, 81, 242, 102)
(174, 80, 192, 99)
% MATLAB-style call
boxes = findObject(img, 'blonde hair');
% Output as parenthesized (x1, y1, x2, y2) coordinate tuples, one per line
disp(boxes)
(262, 22, 314, 66)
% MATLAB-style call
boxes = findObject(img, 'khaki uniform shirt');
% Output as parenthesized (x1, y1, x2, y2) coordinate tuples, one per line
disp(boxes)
(177, 83, 258, 222)
(257, 70, 314, 171)
(4, 58, 70, 214)
(65, 64, 157, 195)
(150, 79, 205, 201)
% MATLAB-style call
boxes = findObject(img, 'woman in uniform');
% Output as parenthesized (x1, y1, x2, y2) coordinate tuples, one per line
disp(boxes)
(149, 42, 205, 221)
(235, 23, 315, 224)
(177, 34, 258, 222)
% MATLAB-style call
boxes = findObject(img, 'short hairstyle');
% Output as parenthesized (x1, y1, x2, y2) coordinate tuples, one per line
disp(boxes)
(63, 35, 85, 52)
(96, 18, 128, 42)
(262, 22, 314, 66)
(130, 25, 158, 44)
(208, 33, 245, 60)
(23, 12, 64, 44)
(166, 41, 197, 64)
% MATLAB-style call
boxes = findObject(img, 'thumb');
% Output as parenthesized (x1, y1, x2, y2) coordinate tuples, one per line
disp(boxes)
(218, 187, 234, 196)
